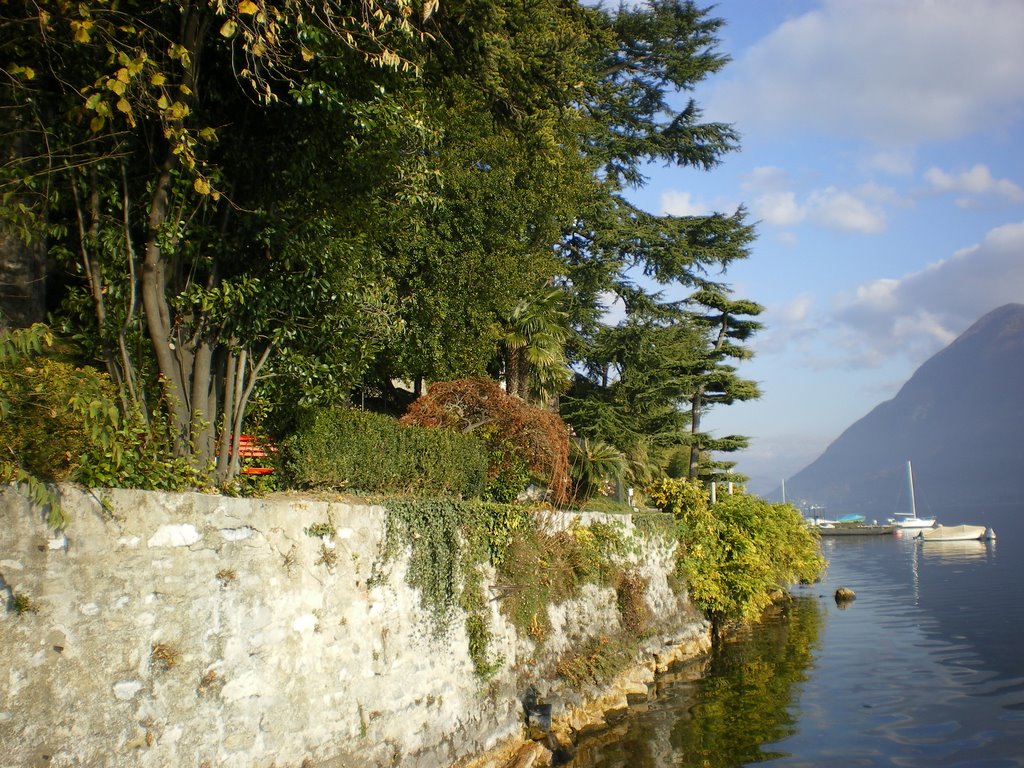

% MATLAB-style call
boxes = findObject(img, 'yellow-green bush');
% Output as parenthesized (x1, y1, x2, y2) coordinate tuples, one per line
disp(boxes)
(647, 478, 825, 630)
(2, 326, 198, 525)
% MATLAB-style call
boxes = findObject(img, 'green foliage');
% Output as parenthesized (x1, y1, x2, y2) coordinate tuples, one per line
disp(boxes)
(680, 285, 765, 481)
(464, 610, 502, 682)
(616, 570, 652, 637)
(372, 498, 646, 680)
(562, 318, 707, 489)
(1, 325, 197, 526)
(555, 633, 636, 690)
(631, 510, 678, 541)
(283, 408, 487, 498)
(2, 0, 426, 478)
(304, 513, 337, 539)
(3, 0, 762, 487)
(492, 517, 626, 641)
(647, 477, 710, 519)
(10, 592, 39, 616)
(500, 284, 573, 405)
(376, 498, 514, 681)
(377, 499, 473, 639)
(569, 437, 627, 504)
(572, 495, 634, 515)
(648, 479, 825, 629)
(482, 440, 532, 504)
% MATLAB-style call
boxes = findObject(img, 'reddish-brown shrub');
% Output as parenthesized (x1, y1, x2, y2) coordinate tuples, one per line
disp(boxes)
(400, 379, 571, 506)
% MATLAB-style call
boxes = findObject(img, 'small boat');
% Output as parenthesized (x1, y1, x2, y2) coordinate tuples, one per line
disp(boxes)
(817, 521, 896, 536)
(916, 524, 992, 542)
(888, 460, 936, 529)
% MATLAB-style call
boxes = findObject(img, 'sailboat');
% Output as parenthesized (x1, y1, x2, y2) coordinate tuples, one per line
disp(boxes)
(888, 460, 936, 529)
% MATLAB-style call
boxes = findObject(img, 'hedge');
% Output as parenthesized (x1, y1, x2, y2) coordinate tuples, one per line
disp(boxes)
(283, 408, 487, 498)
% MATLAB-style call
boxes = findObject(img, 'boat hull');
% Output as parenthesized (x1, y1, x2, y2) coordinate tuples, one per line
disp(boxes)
(917, 524, 988, 542)
(817, 523, 896, 536)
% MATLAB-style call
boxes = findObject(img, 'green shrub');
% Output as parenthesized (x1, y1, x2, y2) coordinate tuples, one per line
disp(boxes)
(283, 407, 487, 498)
(616, 570, 652, 636)
(555, 633, 635, 689)
(647, 478, 825, 630)
(1, 327, 198, 526)
(569, 437, 626, 504)
(481, 437, 531, 503)
(647, 476, 710, 519)
(490, 516, 626, 641)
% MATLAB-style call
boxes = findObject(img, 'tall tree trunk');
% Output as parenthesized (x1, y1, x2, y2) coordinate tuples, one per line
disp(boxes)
(191, 339, 215, 463)
(688, 313, 729, 480)
(142, 156, 191, 455)
(687, 393, 703, 480)
(515, 348, 531, 401)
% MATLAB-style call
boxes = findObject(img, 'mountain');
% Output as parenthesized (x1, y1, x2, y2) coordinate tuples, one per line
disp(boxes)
(786, 303, 1024, 518)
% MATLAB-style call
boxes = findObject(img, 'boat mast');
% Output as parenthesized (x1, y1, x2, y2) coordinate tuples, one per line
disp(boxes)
(907, 460, 917, 519)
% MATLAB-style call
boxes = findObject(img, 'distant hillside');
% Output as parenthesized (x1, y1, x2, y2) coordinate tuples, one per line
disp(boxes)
(786, 303, 1024, 518)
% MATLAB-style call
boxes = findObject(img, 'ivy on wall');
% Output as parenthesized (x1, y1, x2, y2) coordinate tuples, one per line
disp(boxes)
(374, 499, 650, 682)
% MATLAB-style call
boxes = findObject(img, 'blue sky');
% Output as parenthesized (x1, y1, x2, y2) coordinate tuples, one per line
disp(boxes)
(625, 0, 1024, 494)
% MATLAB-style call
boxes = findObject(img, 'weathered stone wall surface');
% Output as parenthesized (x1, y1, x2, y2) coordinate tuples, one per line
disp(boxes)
(0, 486, 709, 768)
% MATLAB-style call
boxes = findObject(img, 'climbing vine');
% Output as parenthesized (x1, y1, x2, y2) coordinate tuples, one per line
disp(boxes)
(374, 498, 648, 681)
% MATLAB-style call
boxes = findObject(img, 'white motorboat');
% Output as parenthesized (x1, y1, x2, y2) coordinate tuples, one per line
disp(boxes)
(888, 460, 936, 529)
(916, 524, 993, 542)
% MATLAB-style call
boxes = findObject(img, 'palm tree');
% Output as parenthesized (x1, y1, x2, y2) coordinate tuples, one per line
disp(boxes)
(500, 285, 573, 406)
(570, 436, 627, 504)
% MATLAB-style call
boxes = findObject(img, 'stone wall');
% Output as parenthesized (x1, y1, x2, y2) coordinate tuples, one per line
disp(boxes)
(0, 486, 710, 768)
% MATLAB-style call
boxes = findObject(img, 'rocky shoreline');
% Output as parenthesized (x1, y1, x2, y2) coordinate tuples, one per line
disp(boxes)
(457, 624, 712, 768)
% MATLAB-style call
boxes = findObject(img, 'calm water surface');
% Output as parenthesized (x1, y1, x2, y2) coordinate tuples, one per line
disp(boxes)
(572, 508, 1024, 767)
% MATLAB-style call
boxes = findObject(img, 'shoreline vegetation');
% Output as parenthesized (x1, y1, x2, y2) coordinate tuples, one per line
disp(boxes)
(2, 2, 826, 760)
(4, 330, 824, 766)
(2, 482, 822, 767)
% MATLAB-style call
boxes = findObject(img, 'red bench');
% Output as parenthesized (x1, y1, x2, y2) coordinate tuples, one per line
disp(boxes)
(237, 434, 276, 475)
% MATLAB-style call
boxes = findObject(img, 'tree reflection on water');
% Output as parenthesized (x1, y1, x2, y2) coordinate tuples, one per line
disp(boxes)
(571, 595, 824, 768)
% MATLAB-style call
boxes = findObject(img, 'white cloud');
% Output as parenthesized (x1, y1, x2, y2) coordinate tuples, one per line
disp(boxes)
(752, 191, 806, 227)
(807, 187, 887, 233)
(748, 294, 819, 356)
(830, 220, 1024, 365)
(924, 163, 1024, 203)
(865, 149, 915, 176)
(778, 293, 815, 325)
(709, 0, 1024, 146)
(748, 182, 890, 233)
(856, 182, 904, 206)
(660, 190, 709, 216)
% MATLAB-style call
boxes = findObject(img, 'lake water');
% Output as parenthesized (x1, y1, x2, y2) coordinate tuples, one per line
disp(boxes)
(571, 507, 1024, 767)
